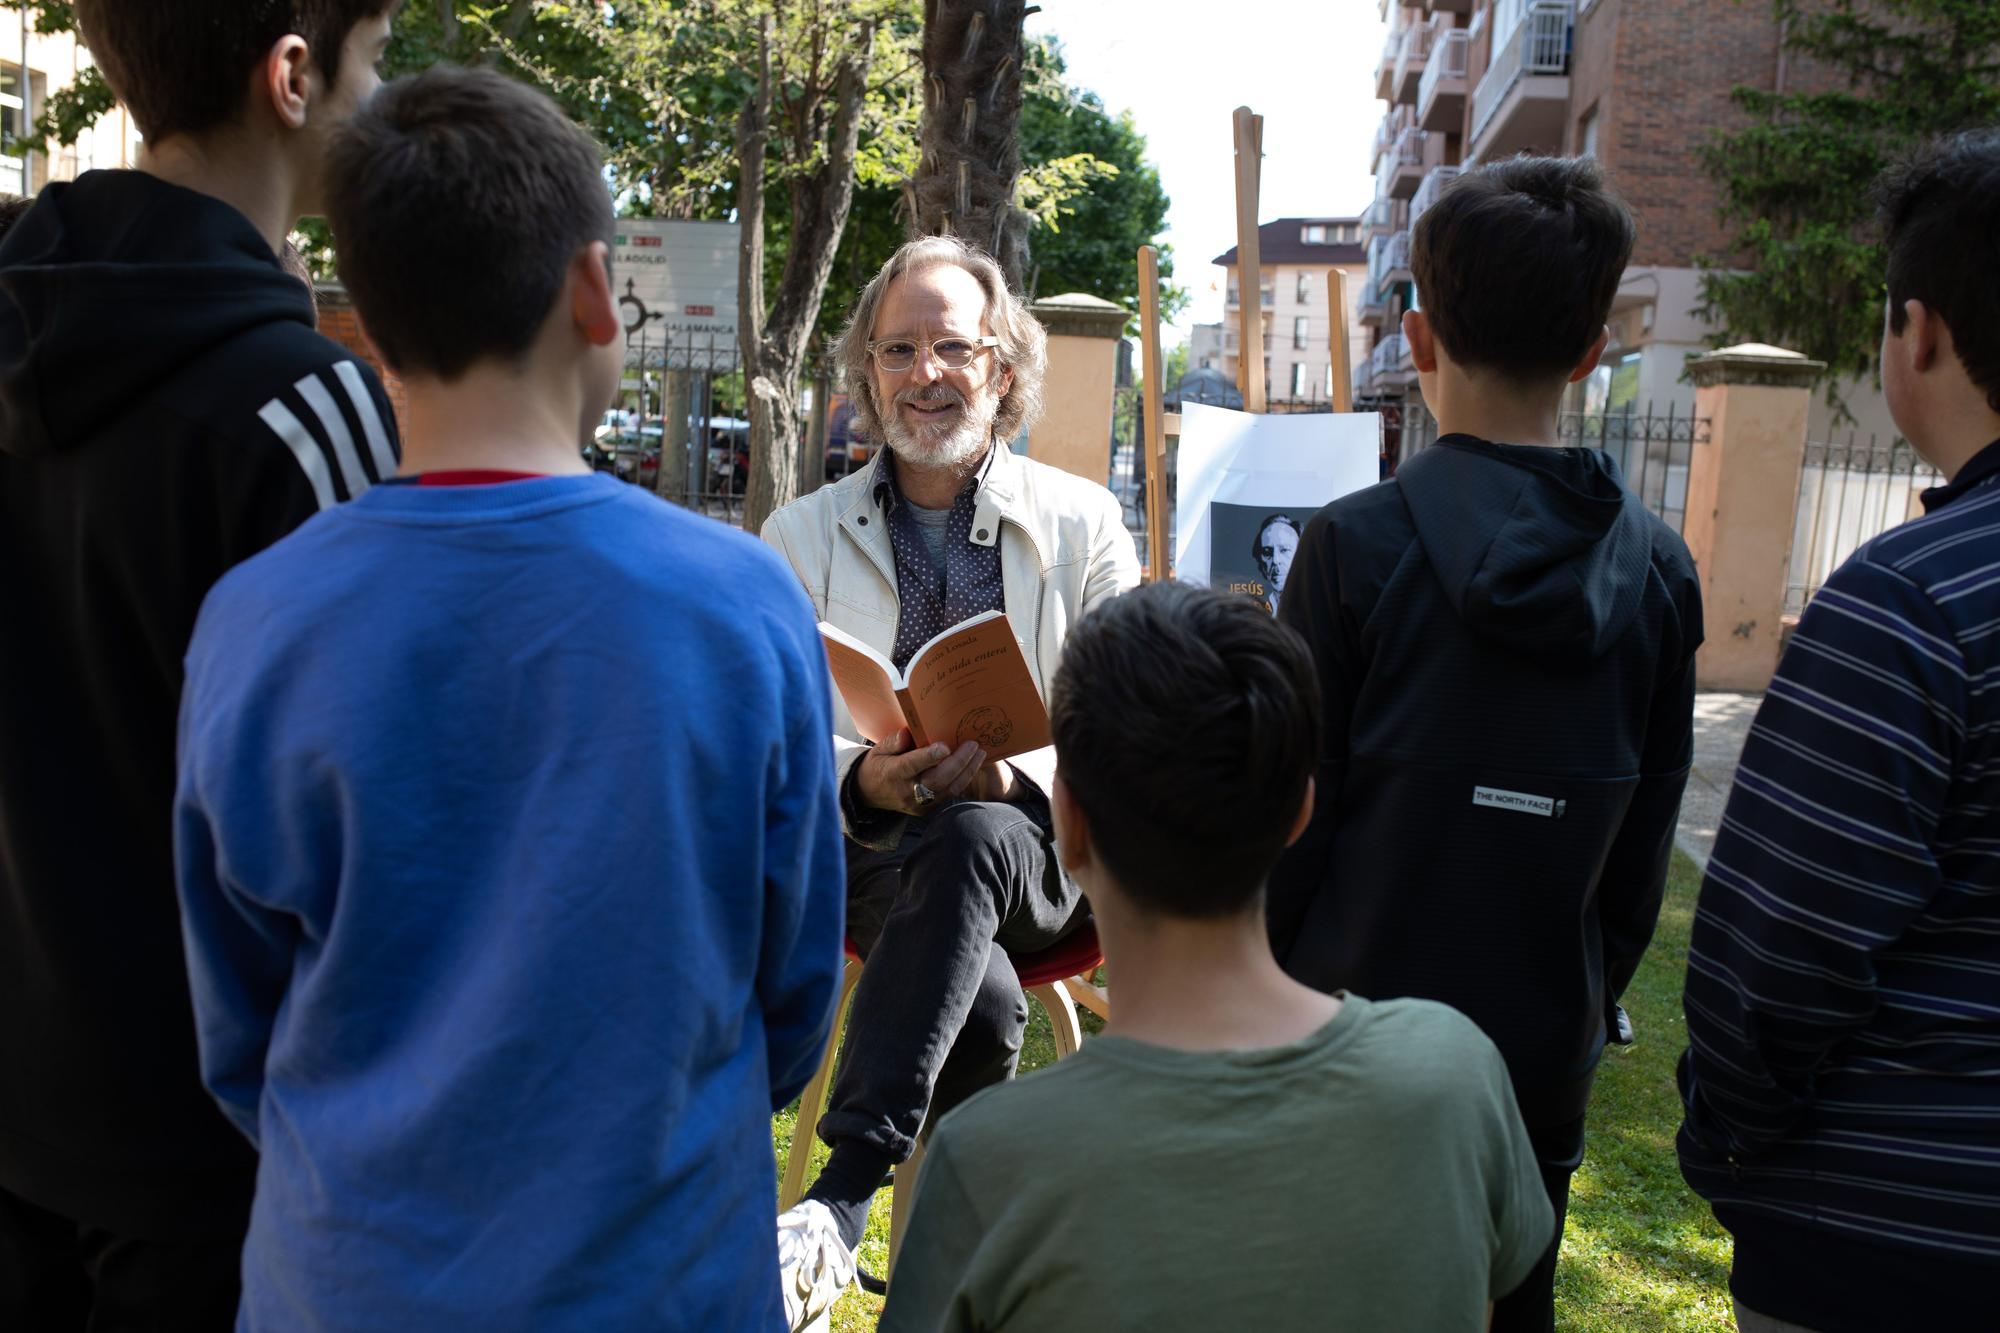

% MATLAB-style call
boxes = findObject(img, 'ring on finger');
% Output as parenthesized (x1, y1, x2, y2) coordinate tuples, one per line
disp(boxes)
(912, 781, 938, 808)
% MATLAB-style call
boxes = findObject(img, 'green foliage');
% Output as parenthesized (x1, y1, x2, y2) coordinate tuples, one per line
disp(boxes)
(1018, 39, 1183, 327)
(1700, 0, 2000, 410)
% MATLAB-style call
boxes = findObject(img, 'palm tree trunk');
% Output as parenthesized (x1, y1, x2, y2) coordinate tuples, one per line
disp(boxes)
(909, 0, 1033, 289)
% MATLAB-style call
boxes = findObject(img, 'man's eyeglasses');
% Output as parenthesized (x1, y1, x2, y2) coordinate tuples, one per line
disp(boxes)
(866, 335, 1000, 373)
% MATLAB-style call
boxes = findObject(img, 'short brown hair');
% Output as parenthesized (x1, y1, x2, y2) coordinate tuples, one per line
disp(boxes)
(1411, 155, 1635, 384)
(324, 66, 613, 380)
(75, 1, 394, 142)
(1877, 130, 2000, 416)
(1051, 581, 1321, 918)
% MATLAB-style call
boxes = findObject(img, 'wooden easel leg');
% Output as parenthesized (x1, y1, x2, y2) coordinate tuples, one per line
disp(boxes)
(779, 957, 863, 1210)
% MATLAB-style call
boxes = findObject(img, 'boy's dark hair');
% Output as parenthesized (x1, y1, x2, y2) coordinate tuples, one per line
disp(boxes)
(74, 1, 392, 142)
(0, 195, 32, 244)
(324, 66, 613, 380)
(1050, 581, 1321, 918)
(1877, 129, 2000, 415)
(1411, 155, 1635, 384)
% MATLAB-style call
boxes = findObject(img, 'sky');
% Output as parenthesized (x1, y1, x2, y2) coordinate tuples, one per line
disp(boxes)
(1028, 0, 1391, 346)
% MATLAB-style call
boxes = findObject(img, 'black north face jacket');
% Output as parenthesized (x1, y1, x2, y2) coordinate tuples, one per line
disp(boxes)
(1267, 435, 1702, 1126)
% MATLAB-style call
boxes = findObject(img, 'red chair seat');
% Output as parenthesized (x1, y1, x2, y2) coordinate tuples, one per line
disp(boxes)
(841, 924, 1101, 987)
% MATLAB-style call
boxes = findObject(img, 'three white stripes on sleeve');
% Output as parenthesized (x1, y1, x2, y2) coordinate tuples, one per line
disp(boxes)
(256, 361, 398, 510)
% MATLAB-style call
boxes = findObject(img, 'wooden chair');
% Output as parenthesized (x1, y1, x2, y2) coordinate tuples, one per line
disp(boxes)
(778, 927, 1109, 1274)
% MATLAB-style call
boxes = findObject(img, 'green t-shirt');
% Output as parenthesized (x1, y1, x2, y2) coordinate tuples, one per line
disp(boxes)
(879, 993, 1552, 1333)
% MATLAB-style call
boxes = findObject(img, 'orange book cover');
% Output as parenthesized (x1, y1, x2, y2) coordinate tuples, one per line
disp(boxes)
(818, 611, 1050, 764)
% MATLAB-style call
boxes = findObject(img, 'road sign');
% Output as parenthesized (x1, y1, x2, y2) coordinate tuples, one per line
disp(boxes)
(612, 219, 741, 370)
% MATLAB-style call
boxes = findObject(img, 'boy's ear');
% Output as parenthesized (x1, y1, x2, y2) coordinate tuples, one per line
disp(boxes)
(1567, 326, 1611, 385)
(1403, 308, 1438, 374)
(261, 35, 315, 132)
(1283, 776, 1315, 850)
(1050, 772, 1091, 875)
(572, 242, 622, 348)
(1898, 299, 1941, 375)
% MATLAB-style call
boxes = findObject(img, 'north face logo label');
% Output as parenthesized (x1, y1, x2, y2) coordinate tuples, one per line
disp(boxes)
(1472, 786, 1565, 818)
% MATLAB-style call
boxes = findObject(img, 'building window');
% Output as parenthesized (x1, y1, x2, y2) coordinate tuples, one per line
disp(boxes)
(1335, 223, 1355, 243)
(1226, 279, 1240, 307)
(1259, 280, 1274, 307)
(1291, 362, 1309, 399)
(1579, 106, 1600, 159)
(1296, 272, 1311, 302)
(1293, 316, 1309, 350)
(1302, 223, 1328, 244)
(0, 68, 39, 196)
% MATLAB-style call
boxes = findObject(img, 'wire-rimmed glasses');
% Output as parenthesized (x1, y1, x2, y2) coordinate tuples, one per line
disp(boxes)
(865, 335, 1000, 373)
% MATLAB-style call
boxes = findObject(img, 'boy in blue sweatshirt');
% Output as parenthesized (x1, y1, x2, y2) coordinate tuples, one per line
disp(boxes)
(172, 67, 845, 1331)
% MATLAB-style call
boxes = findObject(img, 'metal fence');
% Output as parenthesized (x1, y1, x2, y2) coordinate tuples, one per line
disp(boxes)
(1784, 433, 1939, 614)
(1556, 400, 1706, 534)
(1398, 399, 1705, 534)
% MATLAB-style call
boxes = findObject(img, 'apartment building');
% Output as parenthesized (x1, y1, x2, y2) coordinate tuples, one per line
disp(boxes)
(1357, 0, 1892, 449)
(0, 11, 141, 196)
(1212, 217, 1369, 409)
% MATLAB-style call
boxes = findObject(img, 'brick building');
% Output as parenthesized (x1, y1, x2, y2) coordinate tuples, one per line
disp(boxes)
(1357, 0, 1889, 452)
(315, 284, 411, 440)
(1212, 216, 1369, 410)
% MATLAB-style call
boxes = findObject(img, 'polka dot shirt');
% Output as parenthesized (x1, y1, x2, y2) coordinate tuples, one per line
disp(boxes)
(875, 449, 1006, 672)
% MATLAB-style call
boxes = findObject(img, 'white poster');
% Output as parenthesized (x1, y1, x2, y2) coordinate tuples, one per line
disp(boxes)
(1174, 403, 1382, 612)
(612, 219, 740, 369)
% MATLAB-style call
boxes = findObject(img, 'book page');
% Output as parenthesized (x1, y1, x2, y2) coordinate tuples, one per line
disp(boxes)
(902, 614, 1050, 765)
(819, 625, 917, 745)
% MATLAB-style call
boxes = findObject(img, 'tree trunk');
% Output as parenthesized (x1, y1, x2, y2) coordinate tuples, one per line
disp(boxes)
(909, 0, 1034, 289)
(740, 16, 877, 533)
(655, 370, 690, 500)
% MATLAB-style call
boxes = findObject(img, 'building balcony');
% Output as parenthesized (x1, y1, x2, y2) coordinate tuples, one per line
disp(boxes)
(1359, 293, 1388, 329)
(1410, 164, 1462, 227)
(1367, 229, 1413, 299)
(1391, 18, 1437, 106)
(1424, 0, 1474, 12)
(1354, 357, 1376, 401)
(1468, 0, 1575, 163)
(1376, 126, 1429, 201)
(1370, 104, 1415, 174)
(1371, 330, 1416, 388)
(1361, 193, 1408, 242)
(1376, 29, 1400, 101)
(1417, 28, 1469, 132)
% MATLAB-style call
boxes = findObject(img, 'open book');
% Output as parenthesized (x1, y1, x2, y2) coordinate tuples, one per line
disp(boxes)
(819, 610, 1050, 765)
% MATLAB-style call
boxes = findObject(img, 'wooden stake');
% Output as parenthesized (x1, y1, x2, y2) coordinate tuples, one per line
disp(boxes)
(1329, 267, 1352, 413)
(1231, 106, 1266, 414)
(1137, 244, 1170, 583)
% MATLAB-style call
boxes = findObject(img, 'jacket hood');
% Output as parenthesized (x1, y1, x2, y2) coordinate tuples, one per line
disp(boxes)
(0, 170, 314, 459)
(1397, 434, 1654, 662)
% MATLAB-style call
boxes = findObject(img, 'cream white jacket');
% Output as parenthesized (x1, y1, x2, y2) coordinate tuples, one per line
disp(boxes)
(761, 442, 1140, 828)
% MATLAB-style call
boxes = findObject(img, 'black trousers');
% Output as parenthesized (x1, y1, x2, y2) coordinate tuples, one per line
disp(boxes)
(818, 799, 1087, 1161)
(0, 1185, 241, 1332)
(1490, 1113, 1588, 1333)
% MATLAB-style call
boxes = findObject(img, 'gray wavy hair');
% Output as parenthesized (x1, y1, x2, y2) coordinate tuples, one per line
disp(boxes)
(833, 235, 1047, 444)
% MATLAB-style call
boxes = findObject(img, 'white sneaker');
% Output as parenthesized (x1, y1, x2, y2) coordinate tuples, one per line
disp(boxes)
(777, 1199, 857, 1333)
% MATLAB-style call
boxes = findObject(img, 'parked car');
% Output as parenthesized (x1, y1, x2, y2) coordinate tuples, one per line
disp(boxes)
(824, 396, 871, 481)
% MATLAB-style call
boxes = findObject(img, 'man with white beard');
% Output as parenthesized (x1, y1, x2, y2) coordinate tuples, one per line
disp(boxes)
(762, 236, 1138, 1328)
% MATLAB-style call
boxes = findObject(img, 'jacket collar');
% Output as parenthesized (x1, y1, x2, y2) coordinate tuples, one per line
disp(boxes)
(850, 437, 1020, 551)
(1921, 436, 2000, 514)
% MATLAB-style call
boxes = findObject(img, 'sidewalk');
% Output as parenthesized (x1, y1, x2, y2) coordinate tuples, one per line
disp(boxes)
(1676, 691, 1762, 870)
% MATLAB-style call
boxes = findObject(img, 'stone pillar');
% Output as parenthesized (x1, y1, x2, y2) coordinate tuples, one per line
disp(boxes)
(1026, 292, 1127, 484)
(1683, 343, 1825, 692)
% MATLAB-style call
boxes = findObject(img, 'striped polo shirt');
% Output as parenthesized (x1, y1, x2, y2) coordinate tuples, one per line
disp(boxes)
(1677, 438, 2000, 1322)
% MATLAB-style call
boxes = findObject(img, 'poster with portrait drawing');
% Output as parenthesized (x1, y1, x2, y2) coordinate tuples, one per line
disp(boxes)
(1174, 403, 1382, 614)
(1208, 503, 1304, 613)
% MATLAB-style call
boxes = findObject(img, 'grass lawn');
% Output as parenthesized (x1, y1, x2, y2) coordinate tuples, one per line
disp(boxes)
(771, 851, 1732, 1331)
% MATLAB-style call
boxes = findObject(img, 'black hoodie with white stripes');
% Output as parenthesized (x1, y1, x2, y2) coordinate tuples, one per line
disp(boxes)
(0, 169, 399, 1240)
